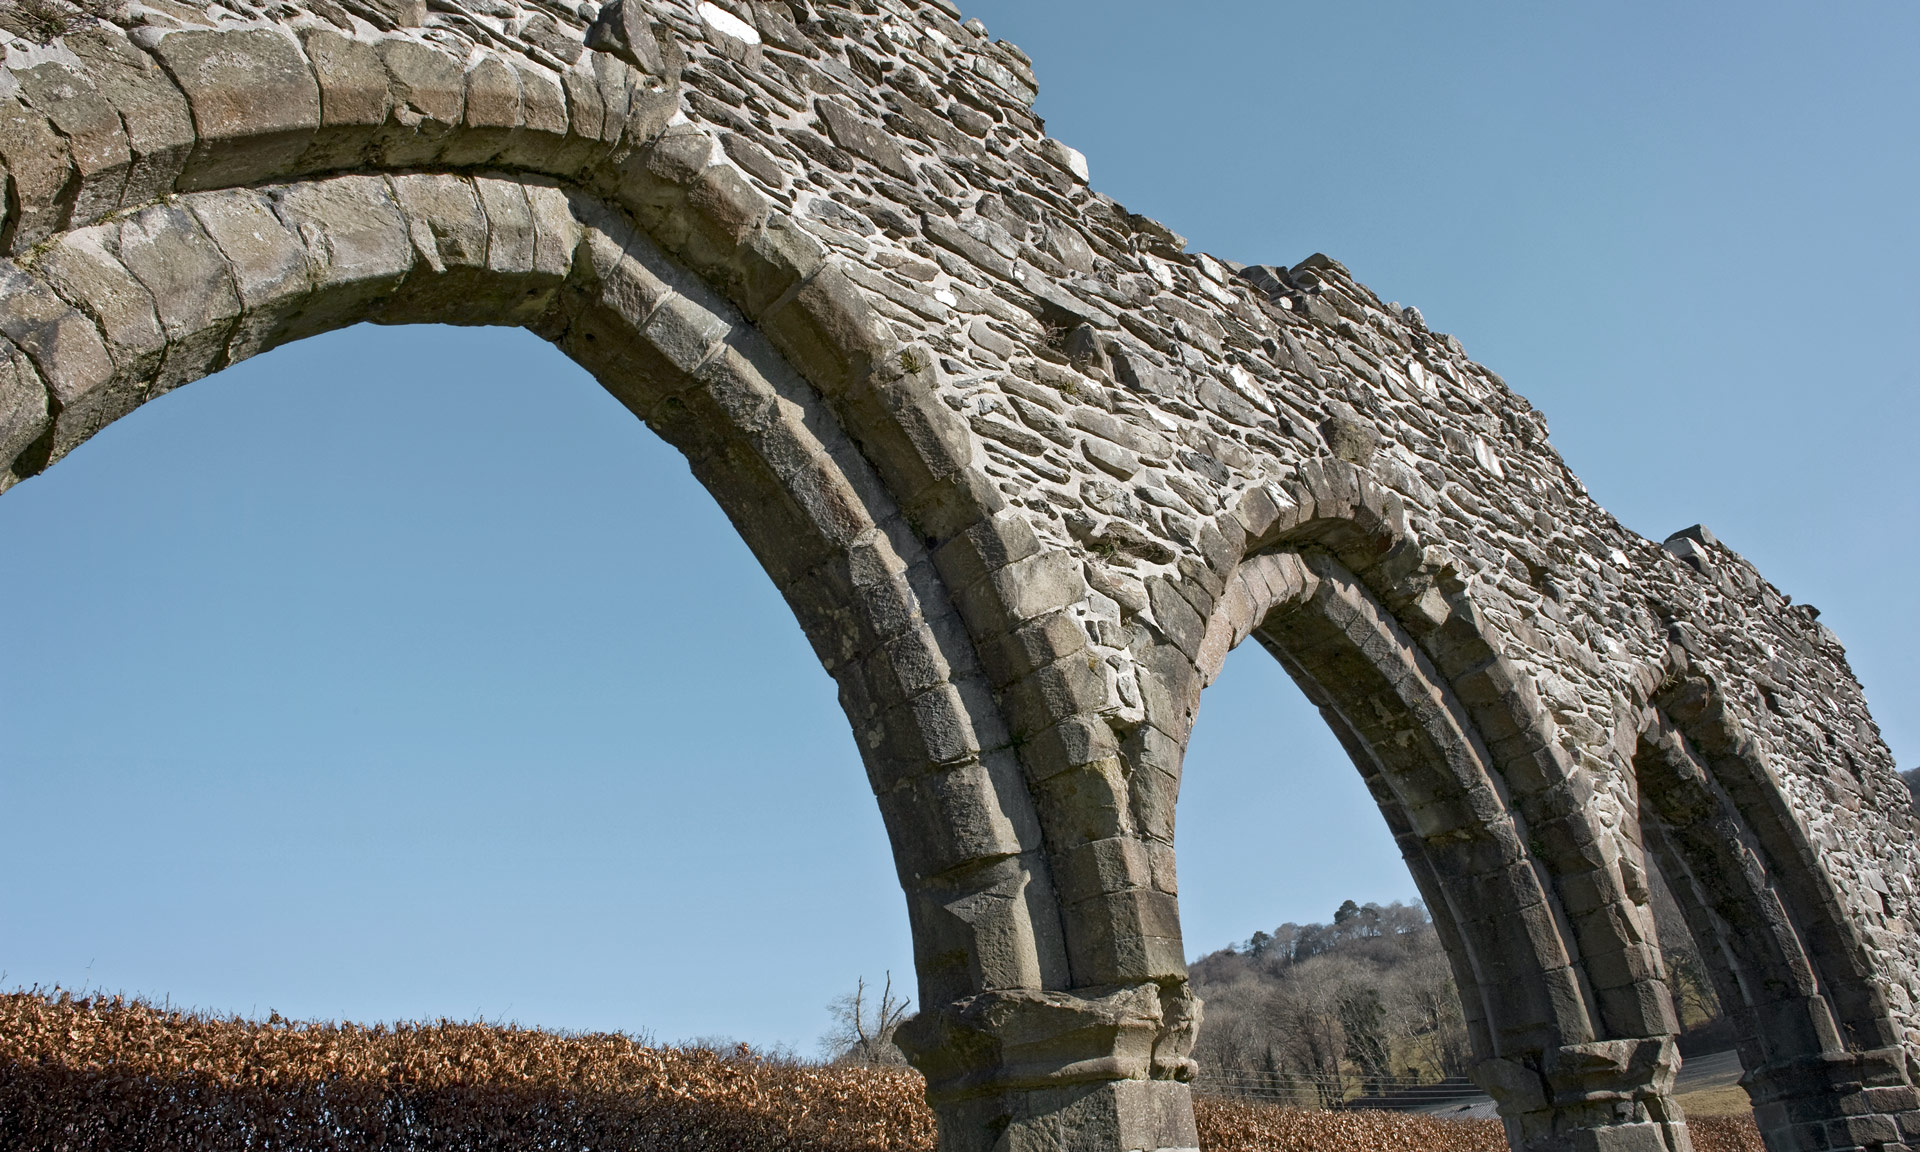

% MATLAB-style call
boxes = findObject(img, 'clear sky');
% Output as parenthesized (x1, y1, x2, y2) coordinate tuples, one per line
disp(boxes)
(2, 1, 1914, 1053)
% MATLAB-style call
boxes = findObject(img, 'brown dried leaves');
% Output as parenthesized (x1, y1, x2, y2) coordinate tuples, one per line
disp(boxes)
(0, 990, 1765, 1152)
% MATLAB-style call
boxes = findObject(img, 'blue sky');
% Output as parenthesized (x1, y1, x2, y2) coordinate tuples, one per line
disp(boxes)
(2, 2, 1913, 1052)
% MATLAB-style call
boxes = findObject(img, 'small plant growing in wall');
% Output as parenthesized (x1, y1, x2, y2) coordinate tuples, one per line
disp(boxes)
(899, 348, 929, 375)
(1, 0, 97, 42)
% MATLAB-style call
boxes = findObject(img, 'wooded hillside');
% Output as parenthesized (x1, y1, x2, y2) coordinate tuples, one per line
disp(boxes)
(1190, 901, 1467, 1103)
(1189, 882, 1727, 1103)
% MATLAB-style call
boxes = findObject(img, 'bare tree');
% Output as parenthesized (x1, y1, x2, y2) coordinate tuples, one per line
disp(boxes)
(820, 973, 912, 1066)
(1388, 944, 1470, 1078)
(1193, 902, 1472, 1099)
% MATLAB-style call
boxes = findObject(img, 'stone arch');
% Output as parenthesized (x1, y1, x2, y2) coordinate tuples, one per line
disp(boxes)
(0, 160, 1072, 1125)
(1635, 673, 1920, 1151)
(1178, 468, 1687, 1152)
(0, 13, 1128, 1148)
(5, 4, 1918, 1152)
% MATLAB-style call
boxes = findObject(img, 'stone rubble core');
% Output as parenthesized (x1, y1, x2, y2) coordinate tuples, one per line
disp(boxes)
(0, 0, 1914, 1149)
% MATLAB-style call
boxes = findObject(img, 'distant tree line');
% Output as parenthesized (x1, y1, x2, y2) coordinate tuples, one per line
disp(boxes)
(1904, 768, 1919, 808)
(1190, 879, 1730, 1104)
(1189, 900, 1468, 1105)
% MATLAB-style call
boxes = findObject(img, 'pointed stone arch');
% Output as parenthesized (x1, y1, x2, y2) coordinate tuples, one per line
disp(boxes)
(1178, 470, 1687, 1152)
(0, 160, 1077, 1134)
(3, 4, 1917, 1152)
(1636, 673, 1920, 1151)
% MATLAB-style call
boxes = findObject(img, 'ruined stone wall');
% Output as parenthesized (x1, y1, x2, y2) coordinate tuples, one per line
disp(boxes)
(1, 0, 1914, 1150)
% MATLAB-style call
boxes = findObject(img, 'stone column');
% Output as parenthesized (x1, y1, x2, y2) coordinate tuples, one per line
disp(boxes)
(896, 984, 1200, 1152)
(1472, 1039, 1692, 1152)
(1743, 1047, 1920, 1152)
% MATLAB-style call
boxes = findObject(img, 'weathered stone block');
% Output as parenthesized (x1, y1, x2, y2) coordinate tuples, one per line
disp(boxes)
(186, 188, 312, 360)
(584, 0, 668, 75)
(1060, 888, 1187, 985)
(1146, 574, 1207, 660)
(931, 1078, 1199, 1152)
(67, 23, 195, 208)
(389, 174, 489, 273)
(562, 62, 608, 153)
(977, 550, 1087, 628)
(266, 175, 411, 339)
(12, 62, 131, 229)
(373, 38, 465, 166)
(877, 759, 1027, 875)
(1054, 835, 1152, 898)
(757, 262, 888, 394)
(1568, 1120, 1679, 1152)
(675, 162, 770, 285)
(300, 27, 391, 130)
(1590, 978, 1679, 1044)
(815, 96, 913, 181)
(112, 202, 241, 391)
(0, 98, 75, 253)
(151, 28, 321, 190)
(524, 182, 583, 279)
(973, 609, 1089, 691)
(1034, 759, 1133, 849)
(638, 292, 727, 376)
(446, 53, 520, 165)
(0, 341, 50, 479)
(507, 57, 573, 157)
(0, 264, 120, 463)
(35, 228, 165, 380)
(723, 215, 825, 321)
(875, 683, 983, 772)
(998, 651, 1114, 740)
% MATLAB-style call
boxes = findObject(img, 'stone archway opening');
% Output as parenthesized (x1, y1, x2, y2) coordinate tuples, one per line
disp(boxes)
(1176, 639, 1415, 955)
(0, 318, 915, 1050)
(1176, 555, 1755, 1126)
(1174, 635, 1466, 1102)
(1634, 697, 1919, 1152)
(1180, 538, 1695, 1152)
